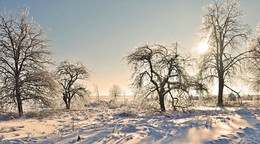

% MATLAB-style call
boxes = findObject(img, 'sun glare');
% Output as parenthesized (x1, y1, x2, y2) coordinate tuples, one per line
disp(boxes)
(197, 29, 212, 54)
(197, 40, 209, 54)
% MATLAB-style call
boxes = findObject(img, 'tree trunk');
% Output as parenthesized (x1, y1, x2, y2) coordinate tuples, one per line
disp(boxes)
(65, 103, 70, 109)
(63, 95, 70, 109)
(16, 94, 23, 117)
(218, 45, 224, 107)
(15, 76, 23, 117)
(217, 76, 224, 107)
(159, 94, 166, 112)
(67, 99, 71, 109)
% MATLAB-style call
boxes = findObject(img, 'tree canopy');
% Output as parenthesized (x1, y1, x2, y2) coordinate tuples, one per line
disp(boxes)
(125, 43, 206, 112)
(0, 8, 55, 116)
(198, 0, 253, 106)
(56, 60, 90, 109)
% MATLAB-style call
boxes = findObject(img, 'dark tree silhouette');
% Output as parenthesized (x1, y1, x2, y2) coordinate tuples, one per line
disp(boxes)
(56, 60, 90, 109)
(0, 8, 55, 116)
(125, 43, 206, 112)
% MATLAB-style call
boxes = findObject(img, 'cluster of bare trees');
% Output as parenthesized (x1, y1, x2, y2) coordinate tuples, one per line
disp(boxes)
(125, 0, 260, 111)
(0, 0, 259, 116)
(0, 9, 91, 116)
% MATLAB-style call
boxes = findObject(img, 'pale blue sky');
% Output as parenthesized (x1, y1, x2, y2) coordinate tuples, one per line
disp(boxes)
(0, 0, 259, 95)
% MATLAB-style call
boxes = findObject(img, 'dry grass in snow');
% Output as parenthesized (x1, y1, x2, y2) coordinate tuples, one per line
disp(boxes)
(0, 100, 259, 144)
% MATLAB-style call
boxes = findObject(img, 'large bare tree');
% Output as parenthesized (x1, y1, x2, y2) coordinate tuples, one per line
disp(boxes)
(125, 43, 206, 112)
(198, 0, 253, 106)
(0, 8, 55, 116)
(56, 60, 90, 109)
(247, 23, 260, 92)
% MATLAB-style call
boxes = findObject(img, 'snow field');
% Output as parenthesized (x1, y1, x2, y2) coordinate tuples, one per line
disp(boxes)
(0, 101, 259, 144)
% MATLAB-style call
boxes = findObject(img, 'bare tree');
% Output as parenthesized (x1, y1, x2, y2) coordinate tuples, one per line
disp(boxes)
(125, 43, 206, 112)
(94, 84, 100, 102)
(198, 0, 254, 106)
(56, 60, 90, 109)
(247, 23, 260, 92)
(0, 8, 55, 116)
(109, 85, 122, 102)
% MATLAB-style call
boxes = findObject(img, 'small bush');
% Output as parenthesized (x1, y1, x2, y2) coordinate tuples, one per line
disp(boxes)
(228, 93, 236, 101)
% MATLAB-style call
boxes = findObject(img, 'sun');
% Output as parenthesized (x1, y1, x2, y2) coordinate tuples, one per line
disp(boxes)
(197, 29, 212, 54)
(197, 40, 209, 54)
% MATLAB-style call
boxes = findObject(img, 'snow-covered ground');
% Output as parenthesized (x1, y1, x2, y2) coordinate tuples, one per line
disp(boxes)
(0, 100, 259, 144)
